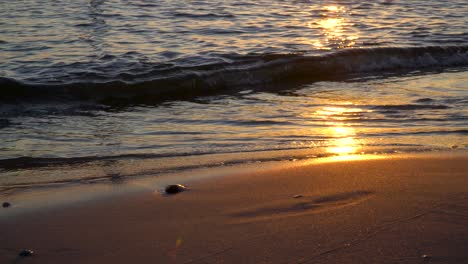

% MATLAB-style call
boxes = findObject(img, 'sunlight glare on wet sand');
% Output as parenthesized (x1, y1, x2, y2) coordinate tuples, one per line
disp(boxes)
(327, 138, 358, 156)
(312, 105, 370, 156)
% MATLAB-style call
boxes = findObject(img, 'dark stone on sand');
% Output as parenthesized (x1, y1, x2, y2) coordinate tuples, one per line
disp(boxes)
(19, 249, 34, 257)
(2, 202, 10, 208)
(165, 184, 187, 195)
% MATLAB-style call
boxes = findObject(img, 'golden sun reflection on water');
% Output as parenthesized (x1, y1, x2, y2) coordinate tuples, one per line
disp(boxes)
(309, 5, 358, 49)
(327, 137, 358, 156)
(324, 5, 346, 12)
(325, 123, 358, 156)
(312, 106, 367, 156)
(318, 18, 344, 30)
(324, 5, 339, 12)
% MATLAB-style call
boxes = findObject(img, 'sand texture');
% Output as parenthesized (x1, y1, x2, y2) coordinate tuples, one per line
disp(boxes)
(1, 154, 468, 263)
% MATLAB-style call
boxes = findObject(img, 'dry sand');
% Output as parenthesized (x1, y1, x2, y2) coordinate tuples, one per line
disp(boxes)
(1, 153, 468, 263)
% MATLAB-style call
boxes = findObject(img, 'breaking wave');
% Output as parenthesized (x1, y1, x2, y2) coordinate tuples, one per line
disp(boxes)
(1, 45, 467, 103)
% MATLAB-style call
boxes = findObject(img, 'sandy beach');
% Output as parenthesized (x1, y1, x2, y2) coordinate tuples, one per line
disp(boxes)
(1, 153, 467, 263)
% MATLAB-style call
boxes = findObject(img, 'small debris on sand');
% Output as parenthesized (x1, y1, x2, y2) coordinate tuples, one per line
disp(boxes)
(165, 184, 187, 195)
(2, 202, 11, 208)
(19, 249, 34, 257)
(293, 195, 303, 198)
(421, 254, 431, 260)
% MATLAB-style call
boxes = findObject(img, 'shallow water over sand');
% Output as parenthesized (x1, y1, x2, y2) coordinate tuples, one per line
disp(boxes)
(1, 70, 467, 188)
(1, 71, 467, 160)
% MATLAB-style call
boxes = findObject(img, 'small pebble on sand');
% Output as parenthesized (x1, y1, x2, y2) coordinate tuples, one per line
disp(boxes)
(19, 249, 34, 257)
(2, 202, 11, 208)
(165, 184, 187, 195)
(293, 195, 303, 198)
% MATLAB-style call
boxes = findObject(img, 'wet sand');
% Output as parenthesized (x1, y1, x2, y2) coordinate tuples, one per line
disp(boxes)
(1, 153, 468, 263)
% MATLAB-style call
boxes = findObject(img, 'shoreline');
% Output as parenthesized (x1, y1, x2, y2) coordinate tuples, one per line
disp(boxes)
(1, 151, 466, 216)
(1, 152, 468, 263)
(1, 145, 444, 188)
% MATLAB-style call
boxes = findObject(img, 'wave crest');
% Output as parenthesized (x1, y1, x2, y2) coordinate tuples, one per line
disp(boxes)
(1, 45, 467, 103)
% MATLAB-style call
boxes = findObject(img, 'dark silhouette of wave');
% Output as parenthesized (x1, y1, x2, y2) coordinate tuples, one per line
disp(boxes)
(1, 45, 467, 104)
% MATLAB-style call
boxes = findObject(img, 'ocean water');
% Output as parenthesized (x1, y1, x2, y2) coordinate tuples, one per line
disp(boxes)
(0, 0, 467, 189)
